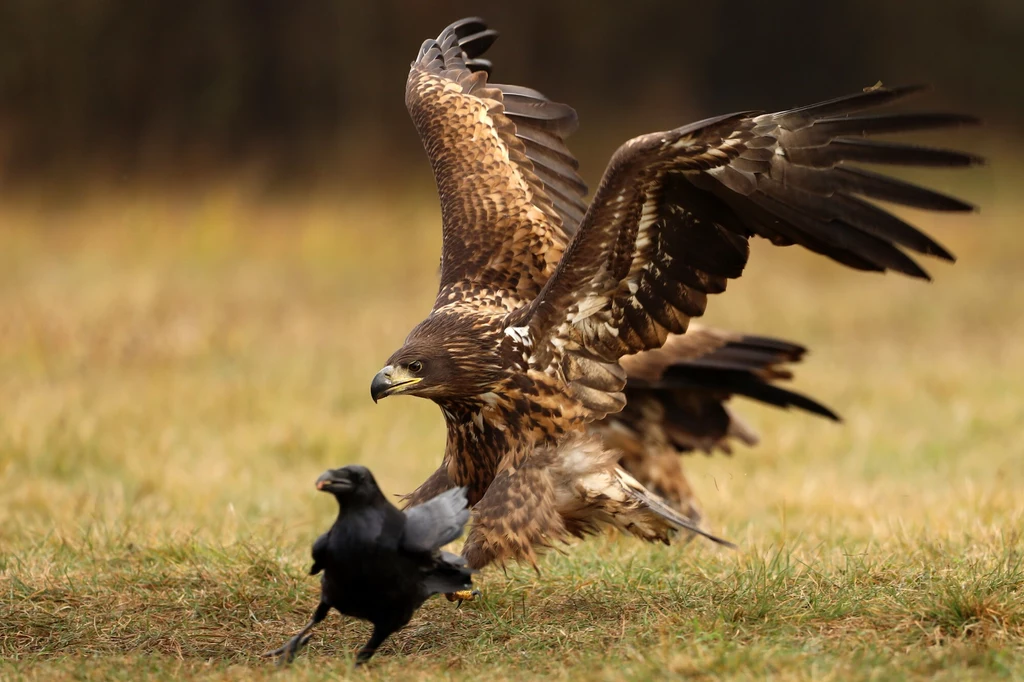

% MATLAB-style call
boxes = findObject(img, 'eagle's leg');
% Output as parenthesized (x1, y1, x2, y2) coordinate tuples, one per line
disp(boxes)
(445, 588, 481, 604)
(458, 459, 565, 574)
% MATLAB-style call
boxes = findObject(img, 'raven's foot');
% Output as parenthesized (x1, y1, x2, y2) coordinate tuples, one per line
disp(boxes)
(261, 631, 312, 665)
(445, 589, 481, 605)
(262, 602, 328, 665)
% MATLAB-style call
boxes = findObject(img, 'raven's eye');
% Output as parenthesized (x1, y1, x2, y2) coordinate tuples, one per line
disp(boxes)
(408, 360, 423, 373)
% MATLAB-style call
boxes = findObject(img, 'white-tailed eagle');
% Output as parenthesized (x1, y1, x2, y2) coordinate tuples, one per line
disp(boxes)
(369, 18, 980, 571)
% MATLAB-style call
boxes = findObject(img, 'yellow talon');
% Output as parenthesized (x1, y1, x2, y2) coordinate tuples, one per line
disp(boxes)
(445, 589, 480, 603)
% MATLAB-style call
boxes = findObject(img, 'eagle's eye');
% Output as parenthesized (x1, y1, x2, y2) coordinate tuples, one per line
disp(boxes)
(408, 360, 423, 373)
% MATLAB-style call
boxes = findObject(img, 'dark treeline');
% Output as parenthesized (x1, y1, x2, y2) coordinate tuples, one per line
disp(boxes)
(0, 0, 1020, 187)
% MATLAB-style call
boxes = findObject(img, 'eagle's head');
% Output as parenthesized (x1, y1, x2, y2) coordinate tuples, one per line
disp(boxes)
(371, 312, 505, 403)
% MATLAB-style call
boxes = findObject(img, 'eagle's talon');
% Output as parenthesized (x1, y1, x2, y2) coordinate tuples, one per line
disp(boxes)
(445, 588, 480, 604)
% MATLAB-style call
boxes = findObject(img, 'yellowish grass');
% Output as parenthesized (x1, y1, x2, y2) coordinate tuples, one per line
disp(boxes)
(1, 155, 1022, 679)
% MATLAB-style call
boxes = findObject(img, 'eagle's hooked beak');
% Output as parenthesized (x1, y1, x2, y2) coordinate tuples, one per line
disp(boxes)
(370, 365, 422, 403)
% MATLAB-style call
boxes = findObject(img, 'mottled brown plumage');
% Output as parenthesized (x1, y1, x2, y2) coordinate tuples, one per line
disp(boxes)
(371, 18, 980, 571)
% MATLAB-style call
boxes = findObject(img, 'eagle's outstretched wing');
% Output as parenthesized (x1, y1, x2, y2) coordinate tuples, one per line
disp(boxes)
(607, 325, 837, 456)
(509, 85, 980, 419)
(406, 18, 587, 307)
(597, 327, 837, 518)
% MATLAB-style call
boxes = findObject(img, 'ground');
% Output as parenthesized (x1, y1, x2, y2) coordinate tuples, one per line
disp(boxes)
(1, 156, 1022, 680)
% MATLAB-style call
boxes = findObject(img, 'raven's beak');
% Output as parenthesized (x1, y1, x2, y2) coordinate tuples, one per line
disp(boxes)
(370, 365, 422, 403)
(316, 470, 353, 494)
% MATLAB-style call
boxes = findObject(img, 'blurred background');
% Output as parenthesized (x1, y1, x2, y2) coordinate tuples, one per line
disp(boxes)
(2, 3, 1023, 670)
(1, 1, 1021, 553)
(0, 0, 1022, 191)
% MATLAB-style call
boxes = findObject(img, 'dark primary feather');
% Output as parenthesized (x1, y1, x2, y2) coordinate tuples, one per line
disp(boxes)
(619, 327, 809, 381)
(603, 328, 837, 519)
(638, 364, 838, 421)
(637, 331, 840, 421)
(402, 486, 472, 553)
(606, 327, 838, 459)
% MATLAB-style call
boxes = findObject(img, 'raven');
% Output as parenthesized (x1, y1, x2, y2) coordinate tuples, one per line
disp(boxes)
(263, 465, 475, 665)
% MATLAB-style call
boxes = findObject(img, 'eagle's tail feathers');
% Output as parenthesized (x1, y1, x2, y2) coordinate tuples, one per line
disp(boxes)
(550, 435, 736, 549)
(613, 467, 736, 548)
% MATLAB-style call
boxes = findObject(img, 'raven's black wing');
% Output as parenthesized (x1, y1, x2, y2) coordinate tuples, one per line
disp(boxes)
(401, 487, 471, 554)
(309, 532, 329, 575)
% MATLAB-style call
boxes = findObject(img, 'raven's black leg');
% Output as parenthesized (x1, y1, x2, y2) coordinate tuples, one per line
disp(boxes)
(262, 601, 330, 664)
(354, 623, 395, 666)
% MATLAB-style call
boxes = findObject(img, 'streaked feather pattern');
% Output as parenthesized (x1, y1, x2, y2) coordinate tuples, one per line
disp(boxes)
(406, 18, 586, 308)
(511, 85, 980, 421)
(388, 19, 980, 571)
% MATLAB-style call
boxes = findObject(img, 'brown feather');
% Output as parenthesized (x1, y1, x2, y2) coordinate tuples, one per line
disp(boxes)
(387, 20, 979, 572)
(507, 85, 978, 422)
(406, 19, 586, 309)
(593, 326, 837, 518)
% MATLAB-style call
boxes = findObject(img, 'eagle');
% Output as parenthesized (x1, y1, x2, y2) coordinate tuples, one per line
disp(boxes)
(369, 17, 980, 572)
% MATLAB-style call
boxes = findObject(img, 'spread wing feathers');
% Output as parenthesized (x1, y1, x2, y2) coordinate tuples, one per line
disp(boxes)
(407, 17, 587, 306)
(511, 85, 980, 420)
(598, 327, 836, 460)
(401, 486, 471, 554)
(622, 327, 839, 424)
(600, 328, 837, 518)
(461, 434, 733, 569)
(498, 83, 589, 234)
(635, 363, 837, 421)
(618, 325, 809, 382)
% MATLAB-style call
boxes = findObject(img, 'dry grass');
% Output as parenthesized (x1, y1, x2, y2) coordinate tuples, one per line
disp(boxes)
(1, 154, 1022, 680)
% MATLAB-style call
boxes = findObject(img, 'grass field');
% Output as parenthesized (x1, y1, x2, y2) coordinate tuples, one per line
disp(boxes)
(1, 155, 1022, 680)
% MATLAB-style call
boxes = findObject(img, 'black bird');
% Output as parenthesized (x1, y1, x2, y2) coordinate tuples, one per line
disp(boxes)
(263, 465, 475, 665)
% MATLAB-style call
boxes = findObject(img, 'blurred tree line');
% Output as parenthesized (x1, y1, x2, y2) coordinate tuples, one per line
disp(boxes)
(0, 0, 1020, 189)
